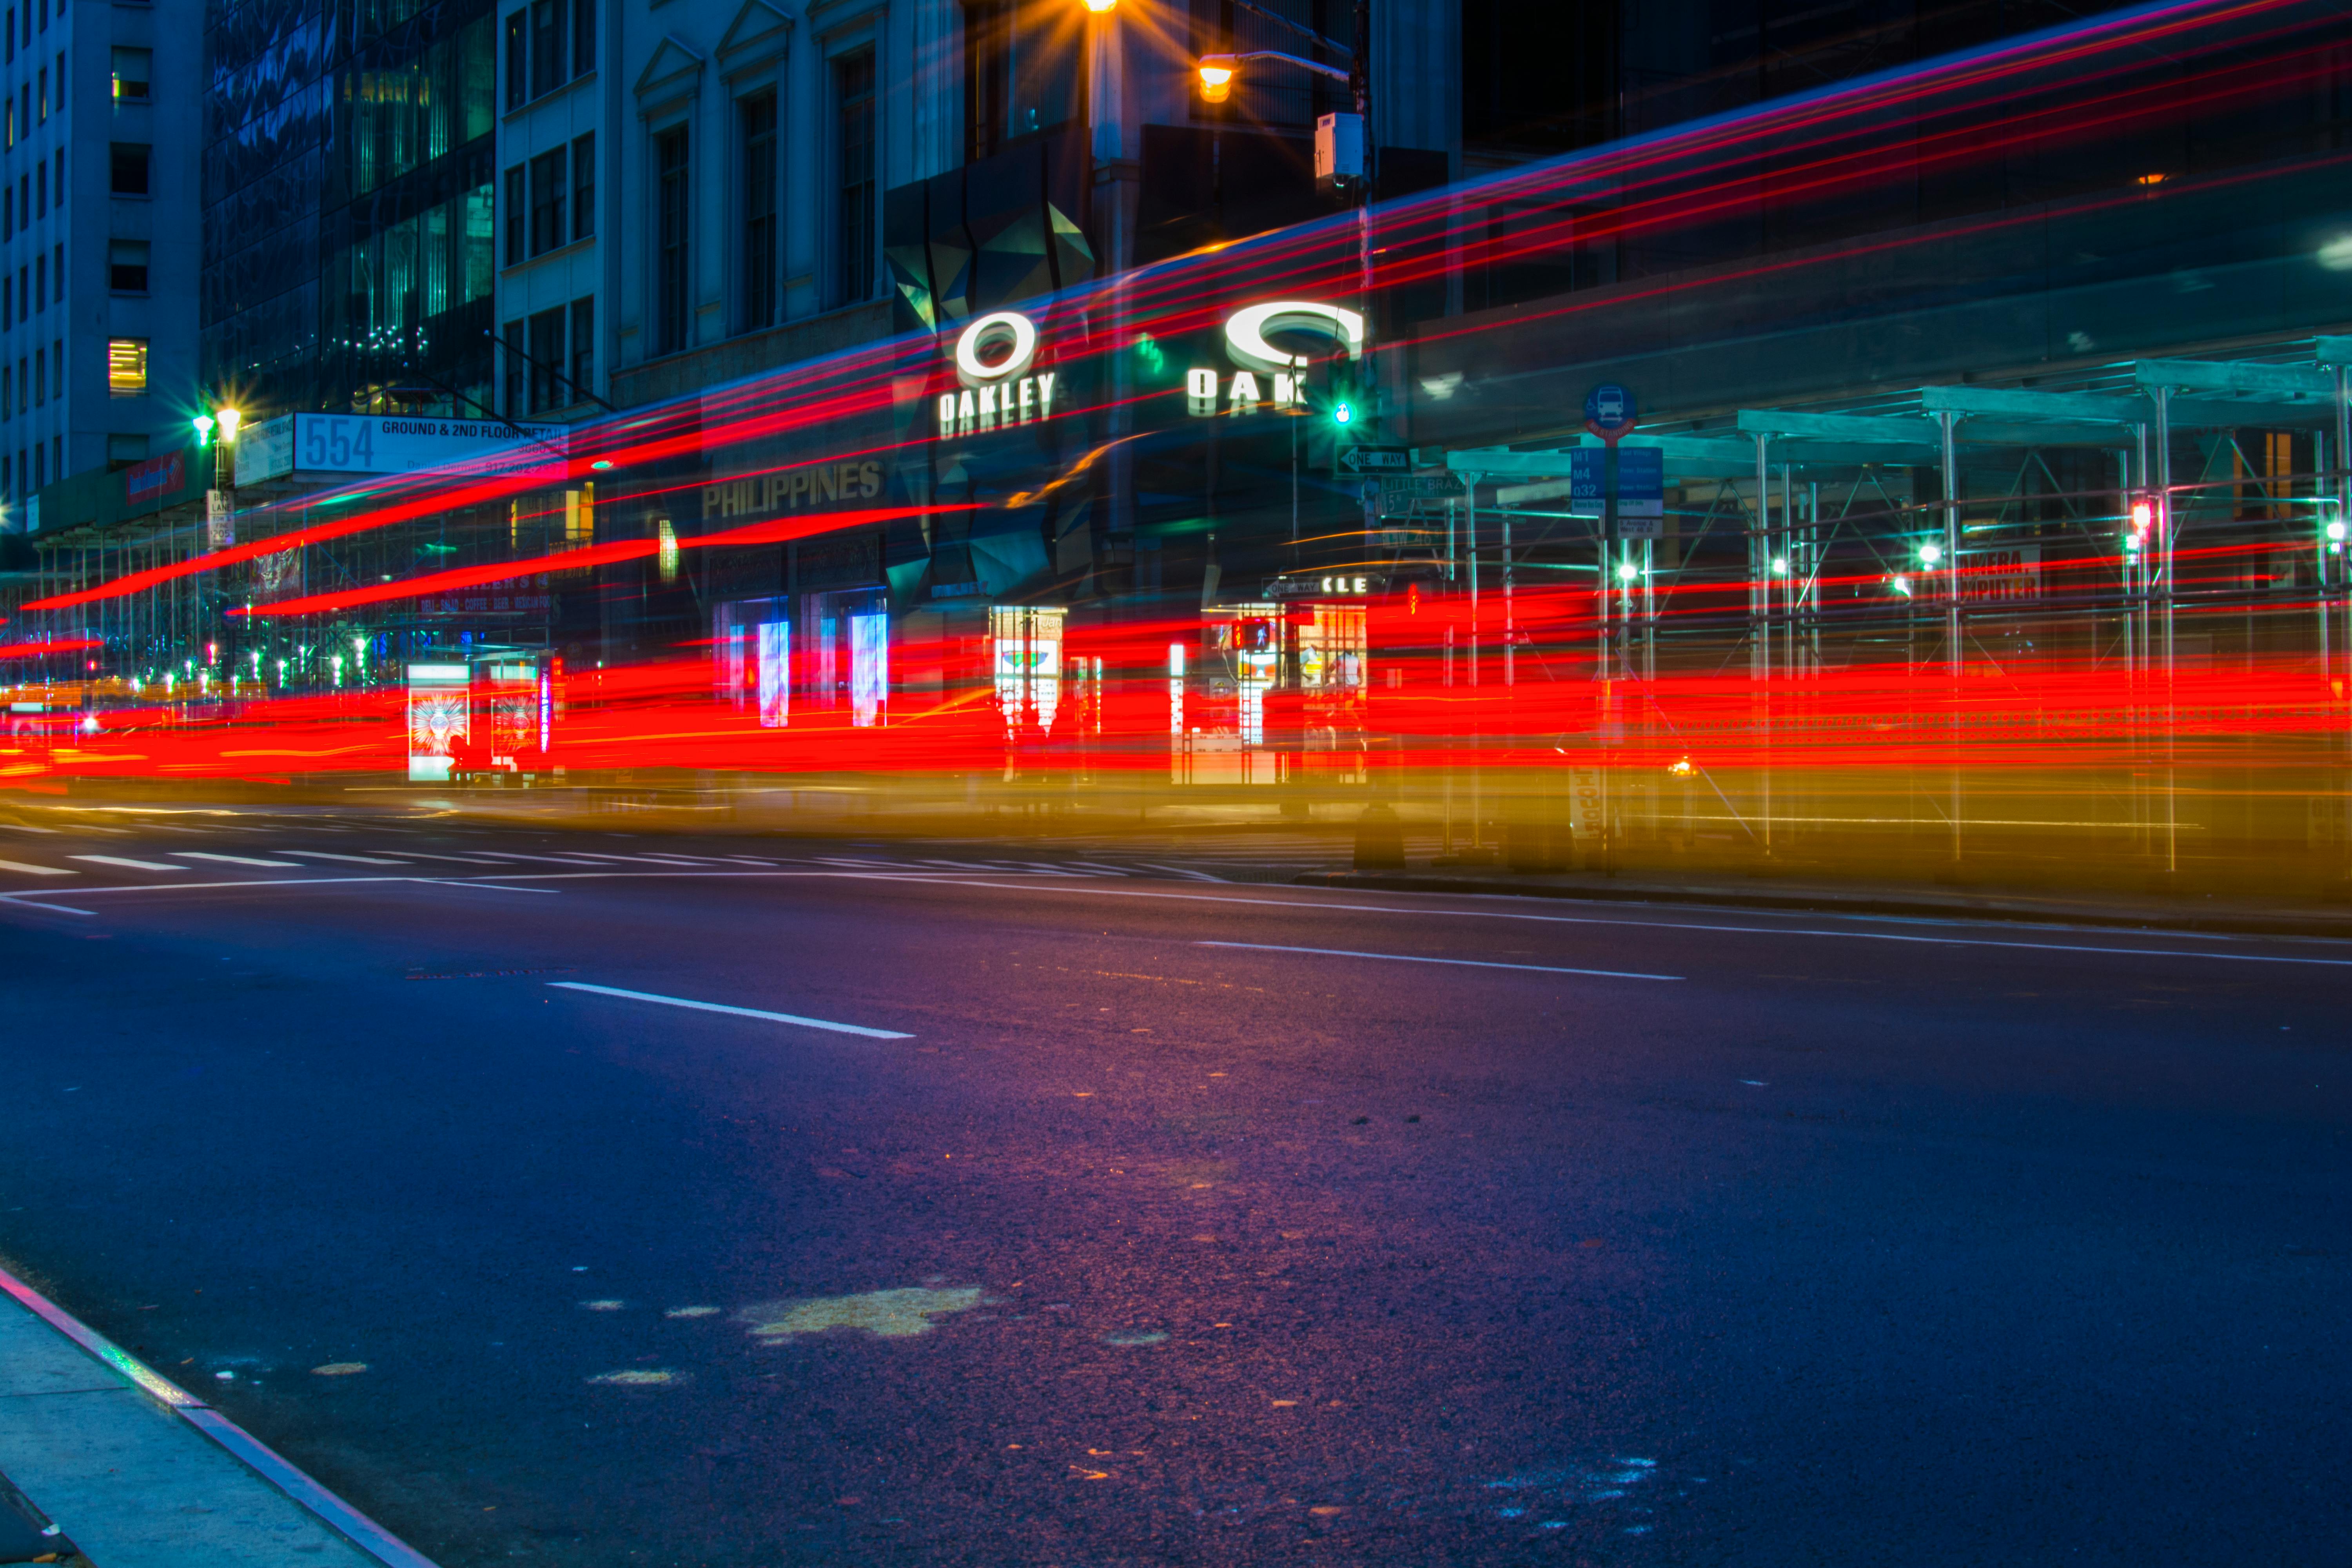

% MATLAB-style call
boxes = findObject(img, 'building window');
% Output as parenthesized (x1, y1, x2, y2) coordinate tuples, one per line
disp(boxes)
(529, 145, 566, 256)
(962, 0, 1080, 162)
(108, 240, 148, 292)
(33, 346, 42, 406)
(529, 0, 564, 100)
(502, 318, 524, 416)
(31, 442, 40, 489)
(3, 185, 10, 237)
(571, 131, 594, 241)
(10, 272, 18, 325)
(33, 253, 42, 312)
(833, 50, 876, 308)
(51, 242, 60, 303)
(4, 11, 11, 65)
(51, 149, 60, 210)
(740, 92, 777, 332)
(109, 143, 149, 196)
(111, 45, 149, 101)
(504, 8, 526, 110)
(526, 305, 563, 412)
(655, 124, 689, 354)
(37, 64, 45, 123)
(34, 159, 43, 217)
(51, 338, 58, 400)
(106, 433, 147, 469)
(572, 0, 595, 76)
(502, 165, 526, 265)
(570, 295, 593, 403)
(107, 337, 146, 396)
(2, 368, 9, 419)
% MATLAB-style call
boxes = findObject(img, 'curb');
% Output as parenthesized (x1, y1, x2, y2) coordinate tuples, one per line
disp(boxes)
(0, 1261, 441, 1568)
(1294, 870, 2352, 941)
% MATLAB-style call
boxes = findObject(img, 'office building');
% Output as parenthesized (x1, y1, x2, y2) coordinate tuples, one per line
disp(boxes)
(0, 0, 203, 528)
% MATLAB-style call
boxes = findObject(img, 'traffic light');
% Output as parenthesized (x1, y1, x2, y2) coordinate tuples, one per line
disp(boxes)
(1314, 351, 1361, 429)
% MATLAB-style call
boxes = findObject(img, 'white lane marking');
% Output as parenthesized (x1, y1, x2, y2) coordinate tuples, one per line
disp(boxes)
(174, 851, 303, 868)
(70, 854, 183, 871)
(824, 874, 2352, 969)
(0, 858, 74, 876)
(399, 852, 504, 863)
(413, 879, 557, 894)
(22, 859, 2332, 971)
(279, 850, 408, 864)
(546, 981, 911, 1039)
(1198, 940, 1681, 982)
(1137, 862, 1226, 882)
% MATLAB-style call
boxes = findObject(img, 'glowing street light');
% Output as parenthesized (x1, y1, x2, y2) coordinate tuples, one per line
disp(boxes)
(1771, 556, 1790, 575)
(216, 407, 242, 442)
(191, 413, 215, 446)
(1081, 0, 1116, 11)
(1615, 560, 1639, 582)
(1917, 541, 1944, 566)
(1197, 60, 1236, 102)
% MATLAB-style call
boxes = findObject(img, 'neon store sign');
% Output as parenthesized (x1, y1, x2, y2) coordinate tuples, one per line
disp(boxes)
(936, 312, 1060, 437)
(1188, 301, 1365, 417)
(933, 300, 1364, 435)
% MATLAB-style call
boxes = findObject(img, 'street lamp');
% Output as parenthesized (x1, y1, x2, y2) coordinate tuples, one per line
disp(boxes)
(1196, 60, 1236, 102)
(1081, 0, 1116, 11)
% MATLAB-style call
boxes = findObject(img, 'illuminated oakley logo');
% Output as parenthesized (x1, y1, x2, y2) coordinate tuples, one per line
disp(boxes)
(1191, 299, 1366, 417)
(954, 311, 1040, 387)
(1222, 301, 1365, 373)
(939, 310, 1056, 437)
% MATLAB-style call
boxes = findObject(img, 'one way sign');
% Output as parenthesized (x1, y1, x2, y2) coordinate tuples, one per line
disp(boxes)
(1337, 445, 1410, 475)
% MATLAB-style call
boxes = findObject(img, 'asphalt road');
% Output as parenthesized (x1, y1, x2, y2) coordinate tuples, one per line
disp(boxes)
(1, 804, 2347, 1566)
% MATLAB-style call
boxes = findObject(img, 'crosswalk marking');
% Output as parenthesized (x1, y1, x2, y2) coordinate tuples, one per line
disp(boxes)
(69, 855, 182, 872)
(278, 851, 407, 865)
(0, 858, 73, 876)
(174, 851, 302, 868)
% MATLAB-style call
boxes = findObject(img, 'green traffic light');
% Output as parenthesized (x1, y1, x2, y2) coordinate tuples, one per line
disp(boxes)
(1332, 402, 1354, 425)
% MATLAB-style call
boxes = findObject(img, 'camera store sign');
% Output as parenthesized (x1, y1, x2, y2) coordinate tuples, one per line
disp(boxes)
(1187, 301, 1365, 417)
(931, 300, 1365, 434)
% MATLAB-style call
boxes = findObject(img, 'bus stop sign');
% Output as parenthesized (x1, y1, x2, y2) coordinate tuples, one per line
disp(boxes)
(1584, 383, 1637, 443)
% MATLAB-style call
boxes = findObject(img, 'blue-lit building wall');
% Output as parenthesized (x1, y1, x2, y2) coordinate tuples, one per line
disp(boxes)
(202, 0, 497, 421)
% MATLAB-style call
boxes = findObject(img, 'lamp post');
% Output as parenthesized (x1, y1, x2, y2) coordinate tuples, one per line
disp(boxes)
(1085, 0, 1139, 578)
(1196, 6, 1374, 425)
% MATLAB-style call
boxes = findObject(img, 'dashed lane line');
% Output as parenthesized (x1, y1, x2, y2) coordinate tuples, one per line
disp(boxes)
(546, 981, 912, 1039)
(1197, 939, 1682, 982)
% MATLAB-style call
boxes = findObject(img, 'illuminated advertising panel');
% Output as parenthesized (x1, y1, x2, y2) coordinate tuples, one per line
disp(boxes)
(405, 664, 469, 782)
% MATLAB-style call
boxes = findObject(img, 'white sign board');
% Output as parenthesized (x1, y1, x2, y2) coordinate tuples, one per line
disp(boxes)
(238, 414, 568, 485)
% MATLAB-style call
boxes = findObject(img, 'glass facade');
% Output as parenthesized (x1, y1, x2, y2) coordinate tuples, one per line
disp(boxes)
(203, 0, 496, 418)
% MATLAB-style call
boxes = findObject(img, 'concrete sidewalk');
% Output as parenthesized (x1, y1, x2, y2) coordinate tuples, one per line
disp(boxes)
(0, 1263, 432, 1568)
(1299, 866, 2352, 939)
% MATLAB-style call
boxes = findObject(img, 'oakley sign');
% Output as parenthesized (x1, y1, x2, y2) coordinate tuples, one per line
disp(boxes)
(933, 299, 1367, 435)
(1189, 301, 1365, 417)
(938, 311, 1059, 437)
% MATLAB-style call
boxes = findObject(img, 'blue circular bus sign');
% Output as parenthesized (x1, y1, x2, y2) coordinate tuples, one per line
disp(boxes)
(1584, 383, 1637, 439)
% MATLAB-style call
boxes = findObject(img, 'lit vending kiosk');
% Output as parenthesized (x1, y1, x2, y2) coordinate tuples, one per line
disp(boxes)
(1276, 577, 1372, 784)
(1188, 603, 1284, 785)
(1183, 578, 1378, 787)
